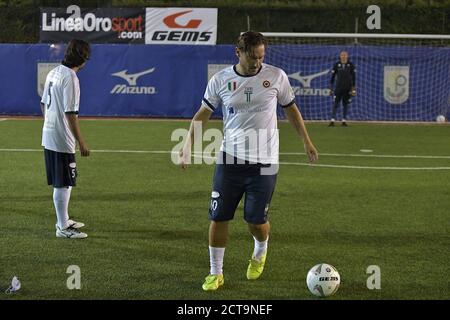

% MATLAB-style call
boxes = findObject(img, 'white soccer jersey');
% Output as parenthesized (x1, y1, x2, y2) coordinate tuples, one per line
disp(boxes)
(202, 63, 295, 164)
(41, 65, 80, 154)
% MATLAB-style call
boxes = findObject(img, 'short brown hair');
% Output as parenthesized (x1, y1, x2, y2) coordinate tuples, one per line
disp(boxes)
(62, 39, 90, 68)
(236, 31, 267, 55)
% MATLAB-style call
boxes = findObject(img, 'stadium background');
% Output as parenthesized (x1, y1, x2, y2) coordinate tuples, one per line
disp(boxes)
(0, 0, 449, 301)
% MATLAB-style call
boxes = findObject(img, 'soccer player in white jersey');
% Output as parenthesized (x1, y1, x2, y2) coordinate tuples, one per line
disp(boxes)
(180, 31, 318, 291)
(41, 39, 91, 239)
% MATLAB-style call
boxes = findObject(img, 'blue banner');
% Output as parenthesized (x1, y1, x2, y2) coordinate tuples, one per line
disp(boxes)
(0, 44, 448, 121)
(0, 44, 235, 118)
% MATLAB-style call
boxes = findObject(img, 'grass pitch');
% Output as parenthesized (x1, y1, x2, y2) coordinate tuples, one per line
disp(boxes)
(0, 118, 449, 300)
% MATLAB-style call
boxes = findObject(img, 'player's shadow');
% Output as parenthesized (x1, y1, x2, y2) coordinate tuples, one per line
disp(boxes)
(111, 228, 205, 241)
(73, 191, 206, 202)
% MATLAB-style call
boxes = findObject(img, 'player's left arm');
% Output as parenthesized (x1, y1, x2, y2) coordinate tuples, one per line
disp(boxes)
(278, 70, 318, 163)
(283, 103, 318, 163)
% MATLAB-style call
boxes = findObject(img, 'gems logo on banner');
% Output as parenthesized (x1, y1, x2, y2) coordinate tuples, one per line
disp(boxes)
(384, 66, 410, 104)
(145, 8, 217, 45)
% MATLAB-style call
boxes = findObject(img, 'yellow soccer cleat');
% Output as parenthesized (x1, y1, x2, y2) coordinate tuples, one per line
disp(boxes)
(202, 274, 224, 291)
(247, 254, 267, 280)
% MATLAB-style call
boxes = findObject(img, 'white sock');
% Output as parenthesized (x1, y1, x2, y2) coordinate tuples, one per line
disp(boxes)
(252, 236, 268, 261)
(209, 246, 225, 275)
(53, 187, 71, 229)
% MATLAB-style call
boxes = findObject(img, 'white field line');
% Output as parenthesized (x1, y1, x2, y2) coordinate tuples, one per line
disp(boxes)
(280, 152, 450, 159)
(192, 154, 450, 171)
(279, 162, 450, 170)
(1, 148, 450, 159)
(1, 148, 450, 170)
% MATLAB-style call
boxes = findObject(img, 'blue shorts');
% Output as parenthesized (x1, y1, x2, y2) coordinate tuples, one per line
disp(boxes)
(44, 149, 77, 188)
(208, 153, 278, 225)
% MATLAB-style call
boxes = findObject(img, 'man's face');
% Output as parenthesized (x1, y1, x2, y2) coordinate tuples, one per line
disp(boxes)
(340, 51, 349, 63)
(237, 44, 265, 75)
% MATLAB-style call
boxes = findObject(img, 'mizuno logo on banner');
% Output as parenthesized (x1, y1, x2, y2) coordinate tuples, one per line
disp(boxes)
(288, 69, 331, 96)
(111, 68, 157, 95)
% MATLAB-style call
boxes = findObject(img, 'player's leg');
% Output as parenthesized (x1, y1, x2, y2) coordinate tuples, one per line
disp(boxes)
(207, 220, 228, 281)
(244, 170, 277, 280)
(342, 91, 351, 126)
(329, 93, 341, 126)
(203, 157, 244, 291)
(45, 149, 87, 239)
(248, 221, 270, 259)
(53, 186, 71, 230)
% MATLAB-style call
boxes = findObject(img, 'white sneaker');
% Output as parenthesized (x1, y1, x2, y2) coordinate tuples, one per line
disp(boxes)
(56, 226, 88, 239)
(55, 219, 85, 230)
(68, 219, 85, 229)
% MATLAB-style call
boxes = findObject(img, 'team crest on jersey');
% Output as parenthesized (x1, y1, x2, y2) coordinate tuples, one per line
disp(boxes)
(263, 80, 270, 88)
(244, 87, 253, 102)
(227, 81, 238, 91)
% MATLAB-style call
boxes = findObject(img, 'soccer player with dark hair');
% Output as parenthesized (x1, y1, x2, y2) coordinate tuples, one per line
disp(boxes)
(40, 39, 91, 239)
(179, 31, 318, 291)
(329, 50, 356, 127)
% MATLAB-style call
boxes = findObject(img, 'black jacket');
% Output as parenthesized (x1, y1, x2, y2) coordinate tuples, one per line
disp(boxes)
(330, 61, 356, 91)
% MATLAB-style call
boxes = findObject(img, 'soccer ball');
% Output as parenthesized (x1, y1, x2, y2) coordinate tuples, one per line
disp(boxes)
(306, 263, 340, 297)
(436, 115, 446, 123)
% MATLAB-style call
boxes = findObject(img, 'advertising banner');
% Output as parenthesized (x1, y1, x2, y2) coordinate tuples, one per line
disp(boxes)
(40, 5, 145, 44)
(145, 8, 218, 45)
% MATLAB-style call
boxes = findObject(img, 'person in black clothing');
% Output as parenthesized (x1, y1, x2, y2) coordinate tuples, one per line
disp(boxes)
(329, 51, 356, 126)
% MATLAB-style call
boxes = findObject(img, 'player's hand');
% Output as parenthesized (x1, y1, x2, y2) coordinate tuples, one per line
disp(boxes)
(179, 148, 191, 170)
(79, 140, 90, 157)
(304, 141, 318, 164)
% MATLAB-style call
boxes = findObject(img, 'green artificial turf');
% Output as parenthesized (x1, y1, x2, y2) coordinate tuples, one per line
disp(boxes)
(0, 118, 449, 300)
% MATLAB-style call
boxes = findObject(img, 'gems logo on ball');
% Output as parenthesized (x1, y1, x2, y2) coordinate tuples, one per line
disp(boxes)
(306, 263, 341, 297)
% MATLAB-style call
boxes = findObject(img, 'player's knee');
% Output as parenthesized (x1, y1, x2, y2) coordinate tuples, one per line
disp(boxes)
(248, 222, 268, 232)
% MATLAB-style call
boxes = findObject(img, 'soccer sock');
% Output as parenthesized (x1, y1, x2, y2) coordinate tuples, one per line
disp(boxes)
(252, 236, 268, 261)
(53, 187, 72, 230)
(209, 246, 225, 275)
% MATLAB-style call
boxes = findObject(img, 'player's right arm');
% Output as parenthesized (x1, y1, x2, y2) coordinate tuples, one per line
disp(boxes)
(330, 63, 337, 95)
(179, 105, 213, 169)
(180, 73, 220, 169)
